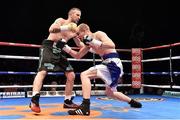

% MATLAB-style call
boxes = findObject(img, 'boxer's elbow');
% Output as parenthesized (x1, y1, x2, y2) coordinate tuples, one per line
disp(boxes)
(49, 24, 60, 33)
(49, 28, 53, 33)
(70, 53, 82, 59)
(49, 28, 60, 33)
(74, 54, 82, 59)
(111, 43, 116, 48)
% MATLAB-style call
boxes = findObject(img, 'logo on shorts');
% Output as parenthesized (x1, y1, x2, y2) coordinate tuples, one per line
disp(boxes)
(44, 63, 55, 70)
(53, 43, 61, 54)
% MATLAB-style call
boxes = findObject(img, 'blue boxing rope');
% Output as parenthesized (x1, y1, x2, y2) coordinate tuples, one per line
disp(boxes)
(0, 71, 80, 75)
(0, 71, 180, 75)
(0, 71, 127, 75)
(0, 71, 180, 90)
(143, 72, 180, 75)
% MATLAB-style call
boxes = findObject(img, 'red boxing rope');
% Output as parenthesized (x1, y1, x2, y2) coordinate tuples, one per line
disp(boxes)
(0, 41, 79, 49)
(0, 41, 131, 52)
(0, 42, 41, 48)
(142, 42, 180, 51)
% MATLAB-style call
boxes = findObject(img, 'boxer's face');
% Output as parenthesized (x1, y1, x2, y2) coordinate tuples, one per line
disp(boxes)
(76, 30, 86, 41)
(71, 10, 81, 23)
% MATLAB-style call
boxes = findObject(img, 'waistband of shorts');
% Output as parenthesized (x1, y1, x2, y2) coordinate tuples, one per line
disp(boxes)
(42, 39, 54, 46)
(102, 53, 119, 60)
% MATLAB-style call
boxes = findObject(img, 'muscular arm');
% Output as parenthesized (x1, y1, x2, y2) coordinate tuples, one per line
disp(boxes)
(49, 18, 77, 33)
(69, 46, 89, 59)
(73, 36, 85, 48)
(49, 18, 64, 33)
(56, 40, 89, 59)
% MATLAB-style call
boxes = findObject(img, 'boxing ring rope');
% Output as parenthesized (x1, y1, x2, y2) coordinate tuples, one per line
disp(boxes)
(0, 84, 132, 89)
(1, 41, 180, 98)
(0, 41, 131, 62)
(142, 42, 180, 51)
(141, 42, 180, 92)
(0, 41, 132, 98)
(0, 55, 131, 62)
(0, 41, 131, 52)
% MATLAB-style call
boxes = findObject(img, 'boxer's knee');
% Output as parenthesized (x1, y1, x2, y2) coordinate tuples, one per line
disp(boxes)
(38, 70, 47, 76)
(80, 70, 91, 80)
(80, 71, 86, 78)
(66, 71, 75, 81)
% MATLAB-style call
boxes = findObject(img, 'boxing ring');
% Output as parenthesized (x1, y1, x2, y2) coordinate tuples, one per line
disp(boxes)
(0, 41, 180, 119)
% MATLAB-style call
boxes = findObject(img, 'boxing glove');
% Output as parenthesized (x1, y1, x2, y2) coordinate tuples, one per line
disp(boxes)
(56, 40, 66, 49)
(60, 23, 77, 32)
(56, 40, 72, 53)
(82, 35, 93, 45)
(83, 35, 102, 47)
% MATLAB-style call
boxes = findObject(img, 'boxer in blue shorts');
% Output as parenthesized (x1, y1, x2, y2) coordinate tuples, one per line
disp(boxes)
(58, 23, 142, 115)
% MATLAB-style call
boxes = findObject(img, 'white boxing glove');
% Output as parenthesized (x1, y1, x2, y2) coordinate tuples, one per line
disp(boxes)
(63, 44, 72, 53)
(89, 39, 102, 47)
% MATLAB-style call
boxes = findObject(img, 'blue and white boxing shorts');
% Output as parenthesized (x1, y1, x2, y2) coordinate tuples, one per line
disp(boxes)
(88, 52, 124, 91)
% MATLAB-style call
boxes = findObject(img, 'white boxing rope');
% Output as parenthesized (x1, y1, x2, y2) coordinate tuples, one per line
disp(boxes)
(1, 84, 180, 89)
(0, 84, 132, 89)
(0, 55, 131, 62)
(0, 85, 77, 88)
(142, 56, 180, 62)
(0, 55, 38, 60)
(142, 84, 180, 89)
(0, 55, 97, 62)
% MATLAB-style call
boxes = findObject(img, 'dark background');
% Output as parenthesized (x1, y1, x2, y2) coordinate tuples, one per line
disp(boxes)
(0, 0, 178, 48)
